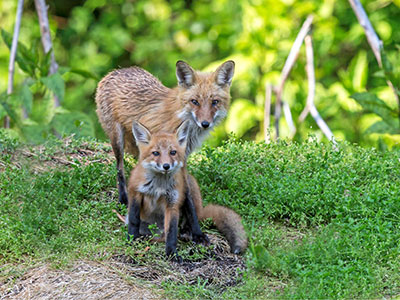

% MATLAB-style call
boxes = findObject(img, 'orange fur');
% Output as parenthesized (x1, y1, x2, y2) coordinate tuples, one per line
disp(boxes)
(95, 61, 235, 205)
(127, 122, 247, 256)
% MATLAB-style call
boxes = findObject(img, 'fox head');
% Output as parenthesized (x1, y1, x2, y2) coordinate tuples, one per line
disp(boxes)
(132, 120, 190, 175)
(176, 60, 235, 130)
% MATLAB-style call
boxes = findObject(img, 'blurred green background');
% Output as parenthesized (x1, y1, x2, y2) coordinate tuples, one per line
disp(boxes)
(1, 0, 400, 147)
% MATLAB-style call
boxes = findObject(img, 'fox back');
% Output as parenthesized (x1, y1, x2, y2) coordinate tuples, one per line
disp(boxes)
(95, 61, 234, 157)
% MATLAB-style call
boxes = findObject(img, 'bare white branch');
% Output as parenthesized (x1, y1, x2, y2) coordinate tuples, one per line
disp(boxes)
(282, 100, 296, 138)
(348, 0, 383, 66)
(349, 0, 399, 114)
(264, 83, 272, 143)
(304, 35, 336, 144)
(275, 15, 314, 139)
(34, 0, 60, 107)
(5, 0, 24, 128)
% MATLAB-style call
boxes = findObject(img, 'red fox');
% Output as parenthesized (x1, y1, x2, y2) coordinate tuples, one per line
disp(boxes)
(127, 121, 247, 260)
(95, 60, 234, 205)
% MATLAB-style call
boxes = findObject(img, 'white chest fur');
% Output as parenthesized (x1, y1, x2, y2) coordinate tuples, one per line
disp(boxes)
(138, 173, 179, 204)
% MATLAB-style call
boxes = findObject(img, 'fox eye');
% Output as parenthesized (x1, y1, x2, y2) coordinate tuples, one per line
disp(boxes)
(212, 99, 219, 106)
(152, 151, 160, 156)
(191, 99, 200, 106)
(170, 150, 177, 156)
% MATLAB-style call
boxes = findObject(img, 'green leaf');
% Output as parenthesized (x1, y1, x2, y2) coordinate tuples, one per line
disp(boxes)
(41, 72, 65, 101)
(366, 121, 400, 135)
(50, 111, 95, 137)
(351, 92, 397, 127)
(380, 48, 399, 86)
(39, 49, 52, 77)
(69, 68, 99, 80)
(20, 84, 33, 114)
(225, 98, 263, 137)
(0, 100, 20, 126)
(1, 29, 36, 76)
(381, 48, 393, 74)
(350, 51, 368, 92)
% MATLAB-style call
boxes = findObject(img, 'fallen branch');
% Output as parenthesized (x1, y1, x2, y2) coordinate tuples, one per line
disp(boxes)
(303, 35, 336, 144)
(5, 0, 24, 128)
(34, 0, 60, 107)
(274, 15, 313, 139)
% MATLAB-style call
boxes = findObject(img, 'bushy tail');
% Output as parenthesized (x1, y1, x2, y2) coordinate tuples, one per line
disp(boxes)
(199, 204, 247, 254)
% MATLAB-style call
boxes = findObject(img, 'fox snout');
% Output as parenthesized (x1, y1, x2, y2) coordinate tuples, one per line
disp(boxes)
(201, 121, 210, 128)
(148, 160, 182, 174)
(191, 109, 227, 130)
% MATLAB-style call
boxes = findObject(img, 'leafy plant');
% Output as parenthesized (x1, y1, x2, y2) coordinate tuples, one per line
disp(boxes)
(0, 29, 97, 143)
(351, 49, 400, 147)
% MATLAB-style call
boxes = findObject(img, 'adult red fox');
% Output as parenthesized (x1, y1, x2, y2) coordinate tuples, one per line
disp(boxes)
(95, 61, 234, 205)
(127, 121, 247, 260)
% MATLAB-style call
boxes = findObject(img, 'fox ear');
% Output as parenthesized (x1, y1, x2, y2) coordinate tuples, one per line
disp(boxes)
(132, 121, 151, 145)
(215, 60, 235, 87)
(176, 120, 190, 146)
(176, 61, 195, 87)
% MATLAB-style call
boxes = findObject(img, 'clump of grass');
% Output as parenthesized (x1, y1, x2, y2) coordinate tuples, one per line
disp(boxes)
(189, 136, 400, 298)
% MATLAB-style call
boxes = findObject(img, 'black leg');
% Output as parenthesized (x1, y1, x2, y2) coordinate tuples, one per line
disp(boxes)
(111, 124, 128, 206)
(165, 215, 182, 263)
(127, 198, 141, 241)
(183, 190, 210, 245)
(117, 169, 128, 205)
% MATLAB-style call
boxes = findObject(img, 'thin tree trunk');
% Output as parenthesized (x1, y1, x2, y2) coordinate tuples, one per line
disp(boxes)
(34, 0, 60, 107)
(5, 0, 24, 128)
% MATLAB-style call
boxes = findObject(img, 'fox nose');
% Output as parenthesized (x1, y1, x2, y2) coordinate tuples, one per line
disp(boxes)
(201, 121, 210, 128)
(163, 163, 170, 170)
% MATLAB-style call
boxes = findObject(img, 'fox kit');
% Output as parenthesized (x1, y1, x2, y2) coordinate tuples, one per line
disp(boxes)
(95, 60, 234, 205)
(127, 121, 247, 260)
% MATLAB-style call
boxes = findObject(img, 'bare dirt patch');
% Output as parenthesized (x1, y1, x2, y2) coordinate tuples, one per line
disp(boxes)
(111, 233, 246, 290)
(4, 137, 115, 173)
(0, 234, 246, 300)
(0, 261, 159, 300)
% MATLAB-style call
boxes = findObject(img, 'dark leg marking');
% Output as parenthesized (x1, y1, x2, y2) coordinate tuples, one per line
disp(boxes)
(165, 216, 182, 263)
(127, 198, 141, 241)
(117, 169, 128, 205)
(183, 190, 210, 245)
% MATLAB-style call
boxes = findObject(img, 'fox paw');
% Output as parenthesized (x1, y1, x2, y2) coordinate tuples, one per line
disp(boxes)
(166, 250, 182, 264)
(192, 233, 210, 246)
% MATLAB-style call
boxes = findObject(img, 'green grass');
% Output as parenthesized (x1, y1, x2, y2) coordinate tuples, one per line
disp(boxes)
(1, 129, 399, 299)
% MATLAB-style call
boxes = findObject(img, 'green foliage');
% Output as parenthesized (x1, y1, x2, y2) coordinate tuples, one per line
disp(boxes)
(0, 27, 97, 143)
(1, 0, 400, 146)
(1, 136, 399, 297)
(188, 137, 400, 298)
(350, 49, 400, 145)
